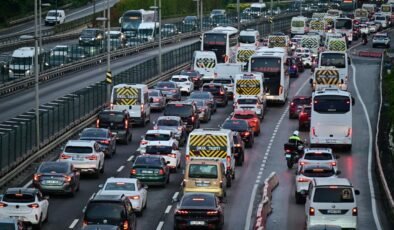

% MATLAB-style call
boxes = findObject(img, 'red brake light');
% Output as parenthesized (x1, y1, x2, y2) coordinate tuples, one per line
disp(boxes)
(207, 210, 218, 215)
(125, 119, 129, 129)
(153, 98, 160, 102)
(243, 132, 250, 136)
(159, 169, 165, 175)
(128, 195, 140, 200)
(64, 175, 72, 182)
(28, 203, 40, 209)
(123, 220, 129, 230)
(220, 90, 224, 95)
(297, 177, 310, 182)
(83, 219, 88, 227)
(290, 102, 294, 106)
(0, 202, 8, 208)
(299, 161, 305, 166)
(85, 155, 98, 160)
(191, 116, 195, 122)
(96, 119, 100, 128)
(130, 169, 137, 175)
(33, 174, 41, 181)
(352, 207, 358, 216)
(226, 156, 231, 166)
(186, 155, 190, 161)
(331, 162, 337, 166)
(312, 127, 317, 137)
(140, 104, 144, 111)
(176, 210, 189, 215)
(100, 140, 110, 145)
(60, 153, 71, 159)
(234, 144, 241, 147)
(140, 140, 148, 145)
(309, 207, 315, 216)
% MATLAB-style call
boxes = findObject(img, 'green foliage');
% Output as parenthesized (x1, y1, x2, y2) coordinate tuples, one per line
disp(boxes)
(383, 68, 394, 121)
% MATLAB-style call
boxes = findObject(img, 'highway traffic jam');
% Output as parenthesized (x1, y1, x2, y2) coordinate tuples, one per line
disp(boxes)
(0, 1, 392, 230)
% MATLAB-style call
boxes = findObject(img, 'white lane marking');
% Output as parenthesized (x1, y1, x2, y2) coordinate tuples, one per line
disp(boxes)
(156, 221, 165, 230)
(244, 76, 311, 230)
(69, 219, 79, 229)
(127, 155, 134, 162)
(172, 192, 180, 201)
(117, 165, 125, 173)
(23, 180, 32, 188)
(350, 62, 382, 230)
(164, 205, 172, 214)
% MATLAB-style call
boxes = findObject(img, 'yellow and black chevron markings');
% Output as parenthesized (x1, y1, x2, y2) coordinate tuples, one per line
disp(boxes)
(315, 70, 339, 85)
(329, 40, 346, 51)
(310, 21, 324, 31)
(115, 87, 139, 105)
(237, 49, 255, 62)
(189, 134, 228, 158)
(236, 79, 261, 95)
(268, 36, 286, 47)
(196, 58, 216, 68)
(106, 71, 112, 84)
(302, 37, 319, 48)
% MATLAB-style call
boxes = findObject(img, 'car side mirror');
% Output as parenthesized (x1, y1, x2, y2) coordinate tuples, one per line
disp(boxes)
(98, 184, 104, 188)
(355, 189, 360, 195)
(352, 96, 355, 106)
(152, 121, 156, 125)
(172, 197, 179, 203)
(78, 133, 82, 137)
(336, 170, 341, 175)
(149, 98, 153, 103)
(141, 135, 144, 139)
(166, 161, 171, 165)
(60, 146, 64, 151)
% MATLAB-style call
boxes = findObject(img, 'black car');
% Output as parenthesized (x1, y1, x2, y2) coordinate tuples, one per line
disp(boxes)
(221, 119, 254, 148)
(201, 83, 228, 107)
(96, 110, 132, 144)
(130, 155, 170, 186)
(79, 28, 104, 46)
(79, 128, 117, 158)
(232, 132, 245, 166)
(180, 69, 203, 89)
(174, 193, 224, 230)
(33, 161, 80, 196)
(67, 46, 90, 62)
(44, 54, 68, 69)
(84, 194, 137, 230)
(182, 16, 198, 32)
(164, 101, 200, 132)
(189, 91, 217, 113)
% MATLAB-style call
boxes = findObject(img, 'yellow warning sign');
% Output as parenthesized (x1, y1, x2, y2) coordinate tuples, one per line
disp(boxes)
(196, 58, 216, 68)
(114, 87, 139, 105)
(268, 36, 287, 47)
(236, 79, 261, 95)
(237, 49, 256, 63)
(315, 69, 339, 85)
(189, 134, 228, 158)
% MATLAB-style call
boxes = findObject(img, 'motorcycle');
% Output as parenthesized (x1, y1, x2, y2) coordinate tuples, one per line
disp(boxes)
(283, 142, 304, 169)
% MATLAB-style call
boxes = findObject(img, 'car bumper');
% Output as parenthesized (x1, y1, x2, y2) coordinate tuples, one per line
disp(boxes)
(131, 175, 167, 185)
(112, 130, 128, 140)
(164, 94, 181, 100)
(308, 216, 357, 229)
(131, 200, 143, 212)
(34, 182, 74, 194)
(199, 112, 209, 120)
(174, 216, 222, 229)
(214, 97, 227, 106)
(310, 137, 351, 145)
(0, 212, 41, 224)
(150, 103, 164, 109)
(70, 162, 99, 172)
(183, 187, 224, 198)
(373, 42, 389, 46)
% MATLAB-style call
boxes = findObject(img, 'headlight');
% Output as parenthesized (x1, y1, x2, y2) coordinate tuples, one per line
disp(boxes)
(45, 62, 49, 66)
(8, 69, 12, 73)
(25, 70, 30, 74)
(79, 37, 82, 40)
(91, 38, 95, 40)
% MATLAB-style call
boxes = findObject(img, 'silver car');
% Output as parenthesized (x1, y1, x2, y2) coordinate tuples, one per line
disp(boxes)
(155, 81, 181, 101)
(148, 89, 166, 111)
(153, 116, 187, 146)
(187, 99, 211, 122)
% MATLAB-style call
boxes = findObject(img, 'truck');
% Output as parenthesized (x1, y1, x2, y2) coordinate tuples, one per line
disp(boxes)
(8, 47, 44, 79)
(291, 16, 308, 36)
(309, 20, 326, 36)
(137, 22, 159, 42)
(354, 8, 368, 20)
(250, 3, 266, 17)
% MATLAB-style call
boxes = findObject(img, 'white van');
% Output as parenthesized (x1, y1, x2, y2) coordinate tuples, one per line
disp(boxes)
(45, 10, 66, 26)
(234, 72, 264, 102)
(305, 178, 360, 230)
(192, 51, 217, 83)
(374, 14, 388, 28)
(291, 16, 308, 36)
(250, 3, 266, 17)
(8, 47, 44, 79)
(239, 29, 260, 48)
(111, 84, 151, 126)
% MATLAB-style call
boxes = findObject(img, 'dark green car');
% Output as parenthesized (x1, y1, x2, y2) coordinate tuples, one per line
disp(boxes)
(130, 155, 170, 187)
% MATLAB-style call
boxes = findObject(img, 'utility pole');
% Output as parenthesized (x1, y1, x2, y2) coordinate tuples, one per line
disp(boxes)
(39, 0, 42, 49)
(159, 0, 162, 76)
(106, 0, 112, 101)
(34, 0, 40, 149)
(237, 0, 240, 30)
(200, 0, 203, 32)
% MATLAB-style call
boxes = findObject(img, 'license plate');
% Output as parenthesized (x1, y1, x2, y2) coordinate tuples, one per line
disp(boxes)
(195, 183, 209, 187)
(73, 157, 84, 161)
(45, 180, 59, 184)
(327, 209, 341, 214)
(142, 170, 153, 174)
(285, 154, 292, 158)
(326, 139, 336, 144)
(190, 221, 205, 225)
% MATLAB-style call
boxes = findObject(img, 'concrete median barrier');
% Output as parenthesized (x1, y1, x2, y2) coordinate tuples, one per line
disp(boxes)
(359, 51, 383, 58)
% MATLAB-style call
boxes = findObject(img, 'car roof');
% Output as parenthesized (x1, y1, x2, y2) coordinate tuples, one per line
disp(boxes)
(302, 164, 334, 171)
(313, 178, 351, 187)
(6, 187, 38, 195)
(188, 159, 222, 165)
(145, 141, 172, 147)
(66, 140, 96, 147)
(234, 109, 256, 115)
(172, 75, 189, 78)
(91, 194, 124, 201)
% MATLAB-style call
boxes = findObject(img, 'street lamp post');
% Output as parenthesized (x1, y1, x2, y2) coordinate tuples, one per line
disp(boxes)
(40, 3, 51, 49)
(200, 0, 203, 32)
(34, 0, 40, 149)
(150, 1, 162, 76)
(237, 0, 240, 30)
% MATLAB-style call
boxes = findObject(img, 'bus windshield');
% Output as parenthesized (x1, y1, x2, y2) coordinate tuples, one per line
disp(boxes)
(203, 33, 227, 62)
(320, 53, 346, 68)
(250, 57, 281, 96)
(239, 36, 255, 44)
(313, 95, 350, 114)
(335, 19, 352, 29)
(122, 12, 142, 31)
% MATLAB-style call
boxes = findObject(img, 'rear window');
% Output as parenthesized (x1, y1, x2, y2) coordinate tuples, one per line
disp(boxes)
(80, 129, 107, 138)
(313, 187, 354, 203)
(0, 223, 16, 230)
(190, 92, 210, 99)
(301, 168, 335, 177)
(3, 193, 35, 203)
(86, 203, 123, 221)
(181, 195, 215, 207)
(180, 70, 198, 77)
(65, 146, 93, 154)
(39, 163, 68, 173)
(149, 91, 159, 97)
(157, 119, 179, 126)
(145, 145, 173, 154)
(202, 85, 221, 94)
(145, 133, 170, 141)
(304, 153, 333, 160)
(172, 77, 188, 82)
(233, 114, 255, 119)
(293, 97, 311, 105)
(157, 82, 176, 88)
(135, 157, 161, 166)
(222, 120, 248, 131)
(104, 182, 136, 191)
(313, 95, 350, 113)
(164, 104, 193, 117)
(237, 98, 257, 104)
(188, 164, 218, 179)
(99, 113, 124, 123)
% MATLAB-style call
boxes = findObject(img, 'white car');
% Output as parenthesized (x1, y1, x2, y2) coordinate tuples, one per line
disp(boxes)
(305, 178, 360, 230)
(372, 32, 391, 48)
(142, 142, 181, 172)
(294, 47, 311, 57)
(97, 178, 147, 214)
(153, 116, 187, 146)
(298, 148, 339, 171)
(359, 24, 369, 35)
(59, 140, 105, 178)
(233, 96, 266, 120)
(0, 188, 49, 227)
(170, 75, 194, 95)
(295, 164, 340, 204)
(139, 129, 179, 150)
(300, 53, 312, 67)
(367, 21, 378, 33)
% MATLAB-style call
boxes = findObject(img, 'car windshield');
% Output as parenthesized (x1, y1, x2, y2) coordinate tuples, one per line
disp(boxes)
(374, 35, 387, 39)
(313, 187, 354, 203)
(239, 35, 255, 43)
(47, 11, 60, 17)
(135, 157, 162, 166)
(304, 153, 333, 160)
(188, 164, 218, 178)
(320, 53, 346, 68)
(172, 77, 188, 82)
(194, 100, 205, 106)
(81, 30, 96, 37)
(39, 163, 68, 173)
(104, 182, 136, 191)
(145, 145, 173, 154)
(190, 92, 210, 99)
(181, 194, 215, 207)
(145, 133, 170, 141)
(99, 113, 124, 123)
(164, 104, 193, 117)
(237, 98, 257, 104)
(222, 120, 248, 131)
(149, 91, 160, 96)
(85, 203, 123, 221)
(233, 113, 255, 119)
(157, 119, 179, 126)
(301, 168, 335, 177)
(10, 57, 32, 65)
(376, 16, 386, 21)
(3, 193, 35, 203)
(80, 129, 107, 138)
(65, 146, 93, 154)
(157, 82, 176, 88)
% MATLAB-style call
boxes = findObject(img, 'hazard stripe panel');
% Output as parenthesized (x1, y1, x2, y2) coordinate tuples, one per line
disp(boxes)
(115, 87, 139, 105)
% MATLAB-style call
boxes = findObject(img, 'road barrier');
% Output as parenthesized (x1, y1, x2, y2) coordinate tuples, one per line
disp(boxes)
(358, 50, 383, 58)
(254, 172, 279, 230)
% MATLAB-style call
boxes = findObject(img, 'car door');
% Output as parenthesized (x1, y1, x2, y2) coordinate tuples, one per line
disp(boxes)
(37, 191, 49, 219)
(94, 143, 105, 167)
(137, 180, 147, 205)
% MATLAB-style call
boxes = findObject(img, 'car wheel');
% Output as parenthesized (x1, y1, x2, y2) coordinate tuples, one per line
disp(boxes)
(94, 169, 100, 178)
(255, 130, 260, 136)
(44, 210, 49, 223)
(166, 175, 170, 184)
(76, 181, 80, 192)
(171, 167, 177, 173)
(69, 186, 76, 197)
(226, 175, 232, 188)
(32, 216, 42, 230)
(141, 114, 146, 127)
(100, 162, 105, 174)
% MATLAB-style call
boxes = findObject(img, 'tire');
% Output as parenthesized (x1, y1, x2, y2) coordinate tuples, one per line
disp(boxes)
(32, 216, 42, 230)
(76, 181, 80, 192)
(287, 159, 294, 169)
(44, 210, 49, 223)
(226, 175, 232, 188)
(255, 130, 260, 136)
(235, 157, 242, 166)
(94, 170, 100, 179)
(232, 170, 235, 180)
(69, 186, 76, 197)
(246, 141, 253, 148)
(166, 175, 170, 184)
(141, 114, 146, 127)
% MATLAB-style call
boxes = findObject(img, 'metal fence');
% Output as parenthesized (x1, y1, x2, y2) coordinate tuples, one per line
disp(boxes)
(0, 41, 199, 177)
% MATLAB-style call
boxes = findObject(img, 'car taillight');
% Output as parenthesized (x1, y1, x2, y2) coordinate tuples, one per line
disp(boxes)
(352, 207, 358, 216)
(290, 102, 294, 106)
(285, 149, 291, 153)
(140, 140, 148, 145)
(168, 154, 176, 158)
(171, 89, 177, 93)
(191, 116, 195, 122)
(176, 210, 189, 215)
(178, 126, 182, 131)
(153, 126, 158, 130)
(130, 169, 137, 175)
(128, 195, 140, 200)
(28, 203, 40, 209)
(64, 175, 72, 182)
(182, 179, 187, 187)
(60, 153, 71, 159)
(96, 119, 100, 128)
(33, 174, 41, 181)
(346, 128, 352, 137)
(110, 103, 114, 110)
(226, 156, 231, 167)
(85, 155, 98, 160)
(83, 219, 88, 227)
(243, 132, 250, 136)
(234, 144, 241, 147)
(125, 119, 129, 129)
(299, 161, 305, 166)
(279, 86, 283, 95)
(312, 127, 317, 137)
(153, 98, 160, 102)
(159, 169, 165, 175)
(140, 104, 144, 111)
(186, 155, 190, 161)
(123, 220, 129, 230)
(100, 140, 110, 145)
(331, 162, 337, 166)
(0, 202, 8, 208)
(207, 210, 218, 215)
(309, 207, 315, 216)
(297, 177, 310, 182)
(220, 90, 225, 95)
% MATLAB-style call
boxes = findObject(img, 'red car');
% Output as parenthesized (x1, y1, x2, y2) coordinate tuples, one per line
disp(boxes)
(289, 96, 311, 119)
(298, 105, 311, 131)
(231, 109, 261, 136)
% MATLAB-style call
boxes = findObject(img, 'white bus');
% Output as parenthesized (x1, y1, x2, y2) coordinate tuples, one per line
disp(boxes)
(318, 51, 350, 90)
(202, 26, 239, 63)
(334, 18, 353, 42)
(119, 9, 156, 37)
(310, 87, 354, 151)
(381, 4, 392, 17)
(248, 47, 289, 104)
